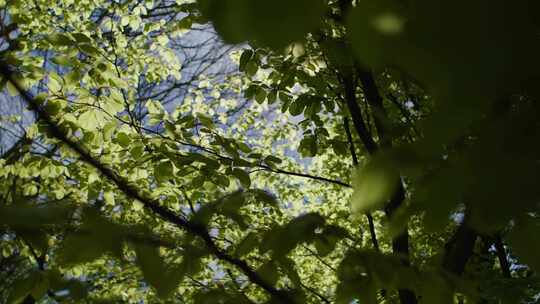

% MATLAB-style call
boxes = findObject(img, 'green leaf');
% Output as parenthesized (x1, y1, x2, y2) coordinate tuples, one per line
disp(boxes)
(116, 132, 131, 147)
(267, 90, 277, 104)
(130, 144, 145, 159)
(72, 33, 92, 43)
(7, 270, 46, 304)
(78, 110, 106, 131)
(245, 61, 258, 77)
(214, 173, 231, 188)
(299, 135, 317, 157)
(57, 232, 110, 266)
(154, 160, 174, 183)
(52, 55, 76, 66)
(62, 279, 88, 300)
(257, 261, 279, 286)
(289, 99, 305, 116)
(350, 157, 400, 214)
(65, 69, 81, 85)
(176, 15, 193, 31)
(314, 225, 348, 257)
(239, 49, 253, 72)
(218, 192, 250, 228)
(191, 203, 215, 227)
(104, 191, 115, 206)
(219, 191, 246, 213)
(346, 0, 407, 68)
(16, 228, 49, 253)
(30, 274, 49, 300)
(321, 39, 354, 69)
(199, 0, 326, 49)
(102, 96, 124, 114)
(197, 113, 214, 129)
(236, 142, 252, 153)
(278, 257, 302, 287)
(0, 205, 71, 229)
(250, 189, 278, 207)
(507, 216, 540, 271)
(6, 81, 19, 96)
(234, 232, 259, 257)
(260, 213, 325, 258)
(134, 243, 184, 298)
(136, 242, 205, 299)
(48, 33, 74, 46)
(56, 210, 124, 265)
(255, 87, 266, 104)
(193, 289, 251, 304)
(48, 72, 63, 93)
(79, 44, 100, 56)
(331, 139, 348, 156)
(232, 168, 251, 188)
(264, 155, 282, 167)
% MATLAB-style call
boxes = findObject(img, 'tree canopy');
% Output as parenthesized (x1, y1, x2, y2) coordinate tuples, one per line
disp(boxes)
(1, 0, 540, 303)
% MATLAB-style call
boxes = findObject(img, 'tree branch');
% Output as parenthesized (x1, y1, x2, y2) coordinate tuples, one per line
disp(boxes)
(67, 92, 350, 190)
(0, 62, 295, 304)
(344, 117, 380, 252)
(354, 66, 416, 304)
(341, 71, 378, 154)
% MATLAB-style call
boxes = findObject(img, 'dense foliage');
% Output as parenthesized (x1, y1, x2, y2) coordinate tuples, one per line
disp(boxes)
(1, 0, 539, 303)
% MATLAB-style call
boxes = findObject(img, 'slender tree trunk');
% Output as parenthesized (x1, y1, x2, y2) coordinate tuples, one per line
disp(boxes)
(493, 234, 511, 278)
(344, 118, 380, 252)
(384, 182, 416, 304)
(442, 220, 477, 275)
(341, 68, 417, 304)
